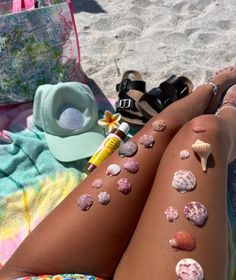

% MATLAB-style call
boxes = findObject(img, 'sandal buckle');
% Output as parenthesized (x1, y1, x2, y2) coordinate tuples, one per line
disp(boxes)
(119, 99, 132, 109)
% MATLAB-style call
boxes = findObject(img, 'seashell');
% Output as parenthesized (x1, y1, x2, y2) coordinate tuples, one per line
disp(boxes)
(151, 119, 167, 131)
(172, 170, 196, 193)
(179, 149, 190, 160)
(106, 164, 121, 176)
(77, 194, 93, 211)
(0, 131, 12, 144)
(139, 134, 155, 148)
(164, 206, 179, 222)
(98, 191, 111, 205)
(91, 178, 103, 189)
(119, 140, 138, 157)
(123, 159, 139, 173)
(176, 258, 204, 280)
(193, 126, 206, 133)
(184, 201, 208, 227)
(169, 231, 196, 251)
(117, 178, 132, 194)
(192, 139, 211, 172)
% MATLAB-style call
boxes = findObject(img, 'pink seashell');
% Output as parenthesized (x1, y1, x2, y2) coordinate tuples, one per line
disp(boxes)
(179, 149, 190, 160)
(151, 119, 167, 131)
(164, 206, 179, 222)
(77, 194, 93, 211)
(119, 140, 138, 157)
(91, 178, 103, 189)
(172, 170, 196, 193)
(169, 231, 196, 251)
(193, 126, 206, 133)
(184, 201, 208, 226)
(98, 192, 111, 205)
(117, 178, 132, 194)
(139, 134, 155, 148)
(106, 164, 121, 176)
(123, 159, 139, 173)
(176, 258, 204, 280)
(0, 131, 12, 144)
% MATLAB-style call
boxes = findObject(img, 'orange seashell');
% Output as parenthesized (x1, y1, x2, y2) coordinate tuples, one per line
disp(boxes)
(169, 231, 196, 251)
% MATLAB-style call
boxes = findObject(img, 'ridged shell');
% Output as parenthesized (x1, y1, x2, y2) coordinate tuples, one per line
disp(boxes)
(77, 194, 93, 211)
(98, 191, 111, 205)
(91, 178, 103, 189)
(106, 164, 121, 176)
(119, 140, 138, 157)
(193, 126, 206, 133)
(176, 258, 204, 280)
(164, 206, 179, 222)
(184, 201, 208, 227)
(151, 119, 167, 131)
(179, 149, 190, 160)
(117, 178, 132, 194)
(169, 231, 196, 251)
(172, 170, 196, 193)
(139, 134, 155, 148)
(123, 159, 139, 173)
(192, 139, 211, 172)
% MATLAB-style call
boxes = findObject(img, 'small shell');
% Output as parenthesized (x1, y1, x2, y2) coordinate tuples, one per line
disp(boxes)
(91, 178, 103, 189)
(184, 201, 208, 227)
(117, 178, 132, 194)
(152, 119, 167, 131)
(98, 192, 111, 205)
(139, 134, 155, 148)
(192, 139, 212, 172)
(179, 149, 190, 160)
(176, 258, 204, 280)
(169, 231, 196, 251)
(193, 126, 206, 133)
(123, 159, 139, 173)
(119, 140, 138, 157)
(172, 170, 196, 193)
(164, 206, 179, 222)
(106, 164, 121, 176)
(77, 194, 93, 211)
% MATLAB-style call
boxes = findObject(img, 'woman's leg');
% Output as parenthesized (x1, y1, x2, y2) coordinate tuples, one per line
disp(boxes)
(114, 85, 236, 280)
(1, 67, 236, 280)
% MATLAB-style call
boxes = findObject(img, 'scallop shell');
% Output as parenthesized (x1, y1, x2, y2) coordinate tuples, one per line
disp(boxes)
(172, 170, 196, 193)
(176, 258, 204, 280)
(179, 149, 190, 160)
(106, 164, 121, 176)
(98, 191, 111, 205)
(123, 159, 139, 173)
(151, 119, 167, 131)
(193, 126, 206, 133)
(192, 139, 212, 172)
(91, 178, 103, 189)
(117, 178, 132, 194)
(119, 140, 138, 157)
(77, 194, 93, 211)
(139, 134, 155, 148)
(184, 201, 208, 227)
(169, 231, 196, 251)
(164, 206, 179, 222)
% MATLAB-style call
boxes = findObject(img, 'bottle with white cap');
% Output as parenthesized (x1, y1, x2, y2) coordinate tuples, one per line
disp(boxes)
(84, 122, 130, 174)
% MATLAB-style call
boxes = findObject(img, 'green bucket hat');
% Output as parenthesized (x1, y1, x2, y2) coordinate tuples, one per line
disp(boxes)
(33, 82, 105, 162)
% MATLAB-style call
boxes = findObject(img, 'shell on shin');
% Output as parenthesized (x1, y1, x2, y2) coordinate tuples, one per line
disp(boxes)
(179, 149, 190, 160)
(172, 170, 196, 193)
(119, 140, 138, 157)
(192, 139, 212, 172)
(91, 178, 103, 189)
(139, 134, 155, 148)
(193, 126, 206, 133)
(151, 119, 167, 131)
(123, 158, 139, 173)
(176, 258, 204, 280)
(164, 206, 179, 222)
(98, 191, 111, 205)
(77, 194, 93, 211)
(106, 164, 121, 176)
(169, 231, 196, 251)
(117, 178, 132, 194)
(184, 201, 208, 227)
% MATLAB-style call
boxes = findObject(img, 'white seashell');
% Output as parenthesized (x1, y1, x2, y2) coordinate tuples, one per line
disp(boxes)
(192, 139, 211, 172)
(176, 258, 204, 280)
(106, 164, 121, 176)
(179, 149, 190, 160)
(98, 192, 111, 205)
(172, 170, 196, 193)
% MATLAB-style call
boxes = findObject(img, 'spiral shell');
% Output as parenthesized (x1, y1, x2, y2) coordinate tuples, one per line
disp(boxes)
(152, 119, 167, 131)
(169, 231, 196, 251)
(123, 159, 139, 173)
(106, 164, 121, 176)
(119, 140, 138, 157)
(172, 170, 196, 193)
(164, 206, 179, 222)
(117, 178, 132, 194)
(176, 258, 204, 280)
(139, 134, 155, 148)
(98, 191, 111, 205)
(77, 194, 93, 211)
(179, 149, 190, 160)
(184, 201, 208, 227)
(192, 139, 211, 172)
(91, 178, 103, 189)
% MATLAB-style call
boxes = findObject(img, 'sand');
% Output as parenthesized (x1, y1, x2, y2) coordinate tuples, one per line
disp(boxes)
(73, 0, 236, 103)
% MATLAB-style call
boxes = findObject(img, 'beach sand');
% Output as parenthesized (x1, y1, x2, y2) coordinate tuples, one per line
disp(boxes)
(73, 0, 236, 103)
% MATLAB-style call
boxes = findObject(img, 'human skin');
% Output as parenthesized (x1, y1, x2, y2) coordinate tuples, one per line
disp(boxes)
(0, 67, 236, 280)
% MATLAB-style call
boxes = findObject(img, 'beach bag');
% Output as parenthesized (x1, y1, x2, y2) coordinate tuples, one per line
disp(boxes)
(0, 0, 86, 104)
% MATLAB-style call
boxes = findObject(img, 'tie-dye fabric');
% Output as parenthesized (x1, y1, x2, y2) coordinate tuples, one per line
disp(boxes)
(17, 274, 104, 280)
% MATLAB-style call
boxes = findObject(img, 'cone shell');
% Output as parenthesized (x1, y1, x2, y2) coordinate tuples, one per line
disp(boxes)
(192, 139, 211, 172)
(169, 231, 196, 251)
